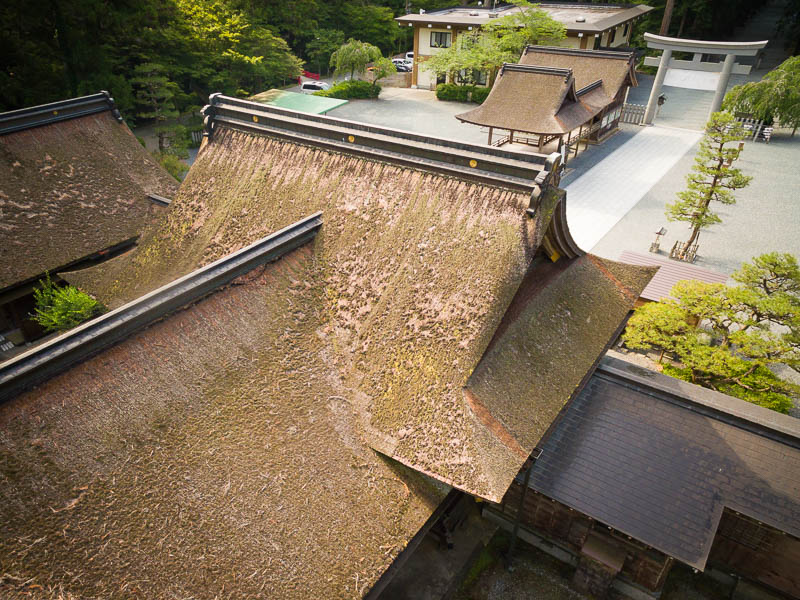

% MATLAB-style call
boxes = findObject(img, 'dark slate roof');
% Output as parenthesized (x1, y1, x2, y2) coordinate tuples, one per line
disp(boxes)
(528, 355, 800, 570)
(0, 94, 177, 291)
(619, 251, 729, 302)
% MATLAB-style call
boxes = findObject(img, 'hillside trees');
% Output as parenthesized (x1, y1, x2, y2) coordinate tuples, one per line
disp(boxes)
(623, 253, 800, 413)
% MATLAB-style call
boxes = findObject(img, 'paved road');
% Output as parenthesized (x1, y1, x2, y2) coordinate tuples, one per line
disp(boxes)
(563, 125, 701, 251)
(327, 87, 487, 144)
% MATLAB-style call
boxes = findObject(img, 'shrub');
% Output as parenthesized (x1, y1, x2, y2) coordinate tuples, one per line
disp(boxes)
(153, 151, 188, 181)
(32, 275, 104, 332)
(314, 80, 380, 99)
(436, 83, 472, 102)
(470, 86, 490, 104)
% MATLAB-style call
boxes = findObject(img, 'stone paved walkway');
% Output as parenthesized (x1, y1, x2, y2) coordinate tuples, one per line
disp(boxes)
(563, 125, 701, 250)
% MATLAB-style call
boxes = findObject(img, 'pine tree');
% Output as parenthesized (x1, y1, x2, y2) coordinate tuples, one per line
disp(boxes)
(131, 63, 180, 151)
(666, 112, 752, 260)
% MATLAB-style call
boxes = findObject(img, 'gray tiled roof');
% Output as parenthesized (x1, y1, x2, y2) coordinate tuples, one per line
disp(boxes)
(528, 356, 800, 570)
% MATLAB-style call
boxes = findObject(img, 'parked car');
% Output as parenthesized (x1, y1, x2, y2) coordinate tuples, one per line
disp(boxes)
(391, 59, 412, 72)
(405, 51, 414, 60)
(300, 81, 330, 94)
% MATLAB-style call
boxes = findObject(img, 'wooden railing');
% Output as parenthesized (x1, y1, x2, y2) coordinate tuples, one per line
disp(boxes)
(620, 103, 646, 125)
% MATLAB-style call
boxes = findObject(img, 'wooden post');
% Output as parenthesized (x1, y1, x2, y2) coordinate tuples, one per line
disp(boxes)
(488, 126, 493, 145)
(576, 125, 583, 156)
(538, 133, 544, 152)
(509, 130, 514, 144)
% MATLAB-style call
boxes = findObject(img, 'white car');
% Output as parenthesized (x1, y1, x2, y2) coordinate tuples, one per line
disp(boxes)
(392, 58, 412, 70)
(405, 51, 414, 60)
(300, 81, 330, 94)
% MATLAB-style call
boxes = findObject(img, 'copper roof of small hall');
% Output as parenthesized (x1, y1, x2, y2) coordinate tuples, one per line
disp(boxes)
(1, 95, 655, 598)
(0, 92, 177, 291)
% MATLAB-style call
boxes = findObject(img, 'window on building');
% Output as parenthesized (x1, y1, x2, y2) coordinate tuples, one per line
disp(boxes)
(437, 72, 446, 85)
(623, 23, 630, 38)
(457, 69, 487, 86)
(593, 35, 601, 50)
(609, 27, 617, 44)
(430, 31, 451, 48)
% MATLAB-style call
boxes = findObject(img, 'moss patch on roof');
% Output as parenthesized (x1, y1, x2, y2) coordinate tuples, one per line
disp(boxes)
(464, 254, 657, 495)
(67, 126, 549, 498)
(0, 111, 177, 290)
(65, 124, 653, 503)
(0, 246, 443, 599)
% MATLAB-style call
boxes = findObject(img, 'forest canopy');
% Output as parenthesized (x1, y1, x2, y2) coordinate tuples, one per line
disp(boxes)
(0, 0, 778, 121)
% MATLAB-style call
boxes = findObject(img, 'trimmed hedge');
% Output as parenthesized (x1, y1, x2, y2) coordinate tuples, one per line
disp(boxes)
(435, 83, 489, 104)
(470, 86, 490, 104)
(314, 80, 381, 99)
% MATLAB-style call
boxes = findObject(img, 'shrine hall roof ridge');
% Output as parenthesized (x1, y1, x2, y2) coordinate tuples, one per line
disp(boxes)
(202, 93, 561, 193)
(0, 91, 122, 135)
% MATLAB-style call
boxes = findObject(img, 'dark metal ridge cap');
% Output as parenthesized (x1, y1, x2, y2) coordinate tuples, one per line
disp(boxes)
(203, 94, 552, 182)
(597, 355, 800, 447)
(576, 79, 604, 95)
(0, 212, 323, 403)
(205, 94, 548, 164)
(501, 63, 572, 81)
(214, 114, 541, 193)
(0, 91, 122, 135)
(525, 45, 635, 60)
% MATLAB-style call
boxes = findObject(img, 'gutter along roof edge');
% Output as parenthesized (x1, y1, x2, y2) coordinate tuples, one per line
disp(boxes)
(0, 91, 123, 135)
(202, 94, 562, 193)
(0, 212, 323, 403)
(597, 355, 800, 445)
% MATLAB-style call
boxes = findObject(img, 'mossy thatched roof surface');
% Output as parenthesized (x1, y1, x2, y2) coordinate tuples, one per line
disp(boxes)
(68, 125, 549, 498)
(0, 111, 176, 290)
(456, 67, 598, 135)
(520, 46, 637, 104)
(0, 245, 444, 599)
(465, 255, 657, 466)
(66, 124, 652, 503)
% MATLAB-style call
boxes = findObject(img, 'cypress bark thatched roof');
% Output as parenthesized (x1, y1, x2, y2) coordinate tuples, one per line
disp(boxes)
(0, 107, 177, 291)
(0, 99, 654, 597)
(0, 244, 444, 599)
(456, 47, 637, 136)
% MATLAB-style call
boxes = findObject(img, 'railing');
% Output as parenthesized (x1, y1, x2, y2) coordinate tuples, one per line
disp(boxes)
(620, 103, 646, 125)
(670, 240, 698, 263)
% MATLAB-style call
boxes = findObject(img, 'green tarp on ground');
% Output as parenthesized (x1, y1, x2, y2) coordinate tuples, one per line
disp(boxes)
(249, 89, 347, 115)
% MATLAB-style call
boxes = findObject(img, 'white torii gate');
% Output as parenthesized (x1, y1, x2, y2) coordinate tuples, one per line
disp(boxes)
(642, 33, 768, 125)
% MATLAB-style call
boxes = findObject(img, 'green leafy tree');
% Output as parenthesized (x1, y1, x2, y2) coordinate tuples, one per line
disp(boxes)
(330, 38, 382, 81)
(482, 0, 566, 56)
(423, 32, 509, 87)
(623, 253, 800, 413)
(32, 275, 103, 332)
(723, 56, 800, 136)
(666, 112, 751, 259)
(423, 0, 564, 88)
(368, 56, 397, 89)
(306, 29, 345, 75)
(341, 5, 398, 55)
(131, 63, 180, 151)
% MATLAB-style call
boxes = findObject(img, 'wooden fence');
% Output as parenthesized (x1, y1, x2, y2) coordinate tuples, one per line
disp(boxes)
(620, 103, 646, 125)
